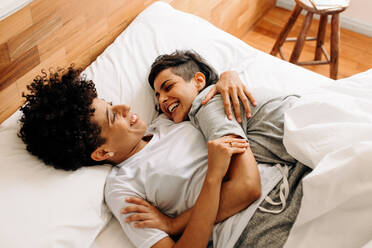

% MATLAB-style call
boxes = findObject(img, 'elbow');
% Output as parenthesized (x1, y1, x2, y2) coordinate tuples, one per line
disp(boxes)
(243, 180, 261, 203)
(251, 184, 261, 201)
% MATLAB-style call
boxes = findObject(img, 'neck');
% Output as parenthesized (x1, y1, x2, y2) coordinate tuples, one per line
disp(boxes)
(112, 135, 152, 165)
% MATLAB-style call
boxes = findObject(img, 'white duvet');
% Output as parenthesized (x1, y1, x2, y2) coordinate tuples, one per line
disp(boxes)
(283, 69, 372, 248)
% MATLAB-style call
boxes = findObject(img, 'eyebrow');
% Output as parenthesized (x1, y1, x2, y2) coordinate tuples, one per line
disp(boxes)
(160, 79, 171, 90)
(155, 79, 170, 97)
(156, 79, 171, 98)
(106, 106, 110, 126)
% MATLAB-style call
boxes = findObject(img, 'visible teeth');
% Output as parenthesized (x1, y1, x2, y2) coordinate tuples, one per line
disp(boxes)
(168, 103, 179, 113)
(130, 114, 137, 125)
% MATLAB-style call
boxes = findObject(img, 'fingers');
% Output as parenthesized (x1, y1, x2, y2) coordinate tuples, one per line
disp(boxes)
(132, 220, 154, 228)
(226, 138, 249, 154)
(125, 213, 151, 223)
(121, 204, 149, 214)
(219, 136, 247, 143)
(125, 215, 158, 229)
(230, 147, 248, 154)
(125, 197, 151, 207)
(221, 91, 233, 120)
(243, 86, 257, 107)
(237, 88, 252, 119)
(229, 141, 250, 148)
(218, 137, 249, 154)
(230, 86, 242, 123)
(202, 85, 217, 105)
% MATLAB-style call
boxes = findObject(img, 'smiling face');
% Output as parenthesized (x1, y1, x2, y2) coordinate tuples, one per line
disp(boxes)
(90, 98, 148, 164)
(153, 68, 205, 123)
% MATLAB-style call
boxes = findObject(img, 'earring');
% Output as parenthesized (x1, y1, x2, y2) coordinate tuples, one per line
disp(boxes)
(108, 152, 114, 157)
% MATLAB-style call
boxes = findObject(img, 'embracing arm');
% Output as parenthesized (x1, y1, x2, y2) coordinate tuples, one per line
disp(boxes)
(158, 137, 260, 234)
(153, 173, 223, 248)
(123, 137, 260, 236)
(203, 71, 256, 122)
(149, 137, 247, 248)
(215, 135, 261, 221)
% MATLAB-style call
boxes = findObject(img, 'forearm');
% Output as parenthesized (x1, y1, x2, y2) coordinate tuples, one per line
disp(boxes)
(171, 149, 260, 234)
(173, 175, 222, 248)
(216, 148, 261, 222)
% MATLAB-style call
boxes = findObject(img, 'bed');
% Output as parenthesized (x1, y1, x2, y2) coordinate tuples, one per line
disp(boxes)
(1, 1, 372, 247)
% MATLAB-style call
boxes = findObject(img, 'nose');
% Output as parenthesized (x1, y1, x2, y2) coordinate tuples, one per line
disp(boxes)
(114, 104, 130, 117)
(158, 92, 168, 104)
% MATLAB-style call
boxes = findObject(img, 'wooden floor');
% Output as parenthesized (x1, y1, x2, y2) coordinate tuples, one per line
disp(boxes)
(239, 6, 372, 79)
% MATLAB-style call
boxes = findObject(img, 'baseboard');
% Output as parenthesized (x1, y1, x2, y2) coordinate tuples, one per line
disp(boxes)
(276, 0, 372, 37)
(276, 0, 295, 10)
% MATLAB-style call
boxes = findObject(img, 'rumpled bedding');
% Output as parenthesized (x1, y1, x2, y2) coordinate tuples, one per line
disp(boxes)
(283, 69, 372, 248)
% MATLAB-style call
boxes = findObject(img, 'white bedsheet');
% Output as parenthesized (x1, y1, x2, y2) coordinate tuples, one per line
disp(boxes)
(283, 69, 372, 248)
(88, 2, 372, 247)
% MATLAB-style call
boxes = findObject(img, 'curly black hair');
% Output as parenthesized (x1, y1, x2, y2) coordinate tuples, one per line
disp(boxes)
(148, 50, 219, 90)
(19, 67, 106, 171)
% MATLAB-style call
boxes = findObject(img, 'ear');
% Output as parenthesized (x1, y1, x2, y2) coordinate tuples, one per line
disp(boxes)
(193, 72, 206, 91)
(91, 146, 113, 162)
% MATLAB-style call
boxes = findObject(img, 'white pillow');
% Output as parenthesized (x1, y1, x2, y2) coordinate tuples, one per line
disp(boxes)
(83, 1, 259, 125)
(0, 112, 112, 247)
(83, 1, 333, 127)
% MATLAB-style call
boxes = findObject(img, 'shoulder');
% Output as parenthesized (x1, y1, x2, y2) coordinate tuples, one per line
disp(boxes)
(189, 86, 223, 117)
(104, 164, 146, 202)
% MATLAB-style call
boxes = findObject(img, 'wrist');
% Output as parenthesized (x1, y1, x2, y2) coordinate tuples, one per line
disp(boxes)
(170, 215, 185, 236)
(204, 173, 224, 185)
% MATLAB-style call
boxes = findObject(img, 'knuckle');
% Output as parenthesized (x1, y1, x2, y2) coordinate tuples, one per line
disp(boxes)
(221, 86, 228, 92)
(241, 97, 249, 104)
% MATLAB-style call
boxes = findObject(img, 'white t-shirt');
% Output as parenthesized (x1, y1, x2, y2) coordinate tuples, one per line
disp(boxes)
(105, 115, 282, 248)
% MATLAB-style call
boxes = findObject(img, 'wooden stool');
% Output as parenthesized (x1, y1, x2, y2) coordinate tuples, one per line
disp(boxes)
(271, 0, 349, 79)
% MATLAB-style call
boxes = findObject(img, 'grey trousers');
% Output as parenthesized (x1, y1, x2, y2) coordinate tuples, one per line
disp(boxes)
(234, 162, 311, 248)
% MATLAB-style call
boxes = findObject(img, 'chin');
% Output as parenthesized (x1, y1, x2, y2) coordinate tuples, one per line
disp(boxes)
(172, 115, 183, 124)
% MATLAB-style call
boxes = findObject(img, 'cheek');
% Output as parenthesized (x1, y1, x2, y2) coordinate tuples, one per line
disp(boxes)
(160, 105, 167, 114)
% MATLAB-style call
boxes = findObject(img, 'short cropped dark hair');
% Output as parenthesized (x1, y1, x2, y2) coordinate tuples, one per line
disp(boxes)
(148, 50, 219, 90)
(19, 67, 106, 171)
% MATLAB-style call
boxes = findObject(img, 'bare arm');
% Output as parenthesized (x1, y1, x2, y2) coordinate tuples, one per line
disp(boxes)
(124, 137, 260, 236)
(125, 137, 248, 248)
(217, 144, 261, 221)
(164, 137, 261, 234)
(153, 175, 223, 248)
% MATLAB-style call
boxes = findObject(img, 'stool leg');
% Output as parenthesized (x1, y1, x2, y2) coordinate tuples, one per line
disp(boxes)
(290, 12, 314, 63)
(315, 15, 328, 61)
(270, 4, 302, 56)
(330, 13, 340, 79)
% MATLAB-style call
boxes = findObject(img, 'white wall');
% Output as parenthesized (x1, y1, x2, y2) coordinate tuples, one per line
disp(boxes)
(276, 0, 372, 37)
(344, 0, 372, 24)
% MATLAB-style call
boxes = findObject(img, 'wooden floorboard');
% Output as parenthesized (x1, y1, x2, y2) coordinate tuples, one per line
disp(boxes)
(239, 6, 372, 79)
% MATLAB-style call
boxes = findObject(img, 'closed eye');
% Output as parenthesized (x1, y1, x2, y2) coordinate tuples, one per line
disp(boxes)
(165, 84, 173, 92)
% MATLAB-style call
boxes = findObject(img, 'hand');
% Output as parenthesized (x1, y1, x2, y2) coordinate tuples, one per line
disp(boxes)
(202, 71, 257, 123)
(121, 197, 176, 235)
(207, 136, 249, 180)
